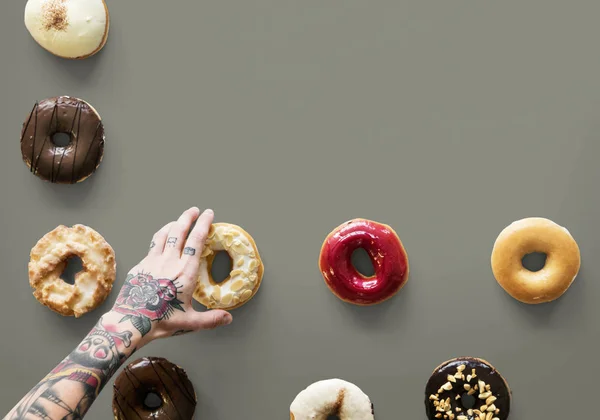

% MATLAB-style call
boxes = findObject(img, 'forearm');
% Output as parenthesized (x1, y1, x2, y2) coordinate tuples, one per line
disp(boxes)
(4, 311, 145, 420)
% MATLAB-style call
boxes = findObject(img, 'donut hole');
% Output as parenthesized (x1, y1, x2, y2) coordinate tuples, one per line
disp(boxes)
(351, 248, 375, 277)
(51, 132, 71, 148)
(60, 255, 84, 285)
(522, 252, 547, 272)
(211, 251, 233, 283)
(143, 391, 163, 410)
(460, 393, 476, 409)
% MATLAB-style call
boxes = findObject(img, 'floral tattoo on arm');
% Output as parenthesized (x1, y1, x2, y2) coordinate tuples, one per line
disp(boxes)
(114, 273, 185, 337)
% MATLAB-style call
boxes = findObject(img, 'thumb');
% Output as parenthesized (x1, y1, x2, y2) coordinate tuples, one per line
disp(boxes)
(189, 310, 232, 330)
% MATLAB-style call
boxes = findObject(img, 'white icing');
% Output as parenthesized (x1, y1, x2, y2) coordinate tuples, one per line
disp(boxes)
(290, 379, 374, 420)
(25, 0, 108, 58)
(194, 224, 262, 309)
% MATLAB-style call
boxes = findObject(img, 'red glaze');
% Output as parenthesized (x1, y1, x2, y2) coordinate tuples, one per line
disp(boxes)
(319, 219, 409, 305)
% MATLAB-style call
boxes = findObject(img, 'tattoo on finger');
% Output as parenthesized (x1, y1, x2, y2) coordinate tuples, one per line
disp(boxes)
(149, 241, 156, 249)
(166, 237, 177, 247)
(183, 247, 196, 256)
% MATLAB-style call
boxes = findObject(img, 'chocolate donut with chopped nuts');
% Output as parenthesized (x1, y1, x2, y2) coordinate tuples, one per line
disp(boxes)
(425, 357, 511, 420)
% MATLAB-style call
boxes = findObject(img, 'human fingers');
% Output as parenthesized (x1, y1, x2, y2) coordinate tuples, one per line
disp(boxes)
(148, 222, 175, 257)
(187, 310, 232, 331)
(181, 208, 214, 277)
(163, 207, 201, 258)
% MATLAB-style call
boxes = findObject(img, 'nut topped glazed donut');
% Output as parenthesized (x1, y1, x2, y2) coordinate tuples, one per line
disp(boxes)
(319, 219, 409, 305)
(491, 217, 580, 304)
(25, 0, 110, 59)
(193, 223, 263, 310)
(113, 356, 197, 420)
(425, 357, 511, 420)
(290, 379, 375, 420)
(21, 97, 106, 184)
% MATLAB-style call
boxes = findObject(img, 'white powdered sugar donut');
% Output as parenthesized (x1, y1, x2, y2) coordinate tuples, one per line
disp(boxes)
(290, 379, 375, 420)
(24, 0, 110, 59)
(193, 223, 264, 310)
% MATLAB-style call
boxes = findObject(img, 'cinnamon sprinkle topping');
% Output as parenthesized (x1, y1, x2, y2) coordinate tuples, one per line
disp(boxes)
(42, 0, 68, 32)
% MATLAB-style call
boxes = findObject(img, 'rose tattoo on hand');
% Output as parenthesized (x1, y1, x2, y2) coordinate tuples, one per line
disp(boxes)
(113, 273, 185, 336)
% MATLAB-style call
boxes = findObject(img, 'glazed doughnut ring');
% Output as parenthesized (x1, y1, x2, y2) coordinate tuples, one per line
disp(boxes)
(425, 357, 511, 420)
(28, 224, 116, 317)
(193, 223, 263, 310)
(491, 217, 580, 304)
(290, 379, 375, 420)
(21, 96, 106, 184)
(319, 218, 409, 305)
(113, 357, 197, 420)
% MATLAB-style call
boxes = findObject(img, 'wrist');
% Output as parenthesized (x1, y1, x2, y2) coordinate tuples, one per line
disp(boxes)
(101, 310, 150, 353)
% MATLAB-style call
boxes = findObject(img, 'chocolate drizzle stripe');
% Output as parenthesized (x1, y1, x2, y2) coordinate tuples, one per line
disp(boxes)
(71, 102, 84, 183)
(54, 102, 82, 183)
(77, 121, 102, 182)
(163, 364, 196, 404)
(113, 386, 144, 420)
(30, 103, 39, 170)
(33, 100, 58, 174)
(20, 102, 38, 144)
(149, 360, 184, 420)
(50, 103, 59, 181)
(124, 366, 142, 387)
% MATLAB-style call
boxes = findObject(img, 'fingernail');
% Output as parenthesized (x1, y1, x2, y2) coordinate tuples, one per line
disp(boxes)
(204, 209, 214, 215)
(221, 313, 232, 325)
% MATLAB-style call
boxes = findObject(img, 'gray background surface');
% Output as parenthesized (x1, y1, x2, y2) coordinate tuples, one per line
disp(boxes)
(1, 1, 599, 418)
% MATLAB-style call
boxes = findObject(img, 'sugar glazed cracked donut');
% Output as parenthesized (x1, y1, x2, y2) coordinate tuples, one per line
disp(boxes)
(425, 357, 511, 420)
(491, 217, 580, 304)
(290, 379, 375, 420)
(28, 224, 116, 317)
(113, 356, 197, 420)
(25, 0, 110, 59)
(319, 219, 409, 305)
(21, 97, 106, 184)
(193, 223, 263, 310)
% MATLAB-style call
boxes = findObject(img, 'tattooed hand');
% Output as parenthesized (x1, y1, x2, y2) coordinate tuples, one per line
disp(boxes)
(5, 208, 231, 420)
(113, 207, 232, 342)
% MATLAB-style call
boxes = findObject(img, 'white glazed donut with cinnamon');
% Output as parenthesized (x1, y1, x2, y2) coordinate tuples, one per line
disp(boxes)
(290, 379, 375, 420)
(24, 0, 110, 59)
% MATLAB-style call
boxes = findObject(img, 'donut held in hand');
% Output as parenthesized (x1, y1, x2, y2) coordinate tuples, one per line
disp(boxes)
(21, 97, 106, 184)
(491, 217, 580, 304)
(28, 224, 116, 317)
(193, 223, 264, 310)
(113, 356, 197, 420)
(319, 218, 409, 305)
(290, 379, 375, 420)
(25, 0, 110, 59)
(425, 357, 511, 420)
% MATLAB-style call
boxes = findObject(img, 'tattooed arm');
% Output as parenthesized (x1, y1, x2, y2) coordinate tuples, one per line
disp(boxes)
(4, 208, 232, 420)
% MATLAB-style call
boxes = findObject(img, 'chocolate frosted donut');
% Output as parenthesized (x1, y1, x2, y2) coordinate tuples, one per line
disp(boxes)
(113, 357, 197, 420)
(425, 357, 511, 420)
(20, 96, 105, 183)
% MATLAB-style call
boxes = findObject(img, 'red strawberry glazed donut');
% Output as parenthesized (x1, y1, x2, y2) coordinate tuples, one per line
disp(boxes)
(319, 219, 409, 305)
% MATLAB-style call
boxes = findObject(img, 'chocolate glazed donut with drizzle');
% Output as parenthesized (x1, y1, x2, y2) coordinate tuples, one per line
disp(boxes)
(20, 96, 105, 183)
(112, 356, 197, 420)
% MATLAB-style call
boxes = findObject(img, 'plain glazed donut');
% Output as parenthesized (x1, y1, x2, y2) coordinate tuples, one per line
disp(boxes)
(113, 356, 197, 420)
(491, 217, 580, 304)
(24, 0, 110, 59)
(21, 97, 106, 184)
(425, 357, 511, 420)
(290, 379, 375, 420)
(319, 219, 409, 305)
(28, 224, 116, 317)
(193, 223, 264, 310)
